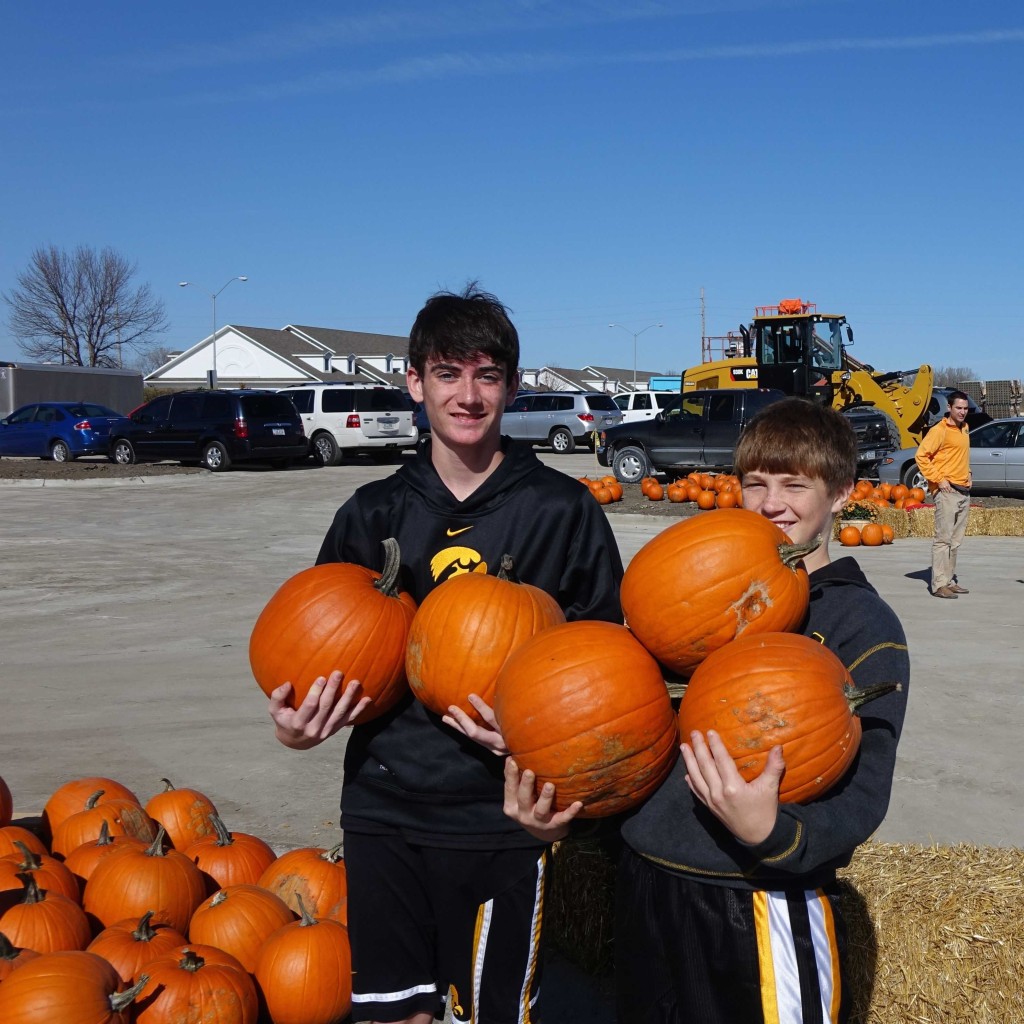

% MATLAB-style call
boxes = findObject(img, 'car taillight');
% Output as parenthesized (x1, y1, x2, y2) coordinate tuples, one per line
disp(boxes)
(73, 419, 91, 432)
(577, 413, 594, 423)
(346, 414, 361, 428)
(234, 418, 249, 439)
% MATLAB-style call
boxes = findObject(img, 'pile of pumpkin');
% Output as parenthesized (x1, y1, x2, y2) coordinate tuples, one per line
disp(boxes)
(577, 475, 624, 504)
(251, 512, 894, 820)
(640, 472, 742, 508)
(837, 478, 928, 546)
(0, 775, 350, 1023)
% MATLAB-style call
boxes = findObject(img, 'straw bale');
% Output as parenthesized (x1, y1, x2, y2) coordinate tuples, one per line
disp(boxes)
(546, 839, 1024, 1023)
(980, 508, 1024, 537)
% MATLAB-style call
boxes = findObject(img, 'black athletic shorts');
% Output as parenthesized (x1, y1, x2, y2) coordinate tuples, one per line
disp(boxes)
(615, 846, 849, 1024)
(345, 832, 548, 1023)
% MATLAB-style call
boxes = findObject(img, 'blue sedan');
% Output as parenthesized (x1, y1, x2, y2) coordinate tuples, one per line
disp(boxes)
(0, 402, 128, 462)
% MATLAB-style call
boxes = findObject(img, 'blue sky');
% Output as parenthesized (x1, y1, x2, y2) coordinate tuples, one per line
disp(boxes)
(2, 1, 1021, 380)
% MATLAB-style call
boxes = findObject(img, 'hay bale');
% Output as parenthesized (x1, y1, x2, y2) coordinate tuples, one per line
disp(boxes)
(874, 506, 912, 540)
(981, 508, 1024, 537)
(907, 507, 936, 538)
(547, 840, 1024, 1023)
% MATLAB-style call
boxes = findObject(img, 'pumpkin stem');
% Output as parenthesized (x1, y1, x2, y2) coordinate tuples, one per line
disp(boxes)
(373, 538, 403, 598)
(132, 911, 157, 942)
(111, 973, 150, 1010)
(210, 814, 234, 847)
(210, 889, 229, 907)
(15, 873, 42, 904)
(12, 841, 42, 870)
(845, 681, 902, 712)
(779, 535, 823, 569)
(323, 842, 344, 864)
(179, 949, 206, 972)
(295, 893, 318, 927)
(0, 931, 23, 960)
(85, 788, 106, 810)
(158, 778, 176, 792)
(96, 819, 114, 846)
(496, 554, 519, 583)
(144, 826, 169, 858)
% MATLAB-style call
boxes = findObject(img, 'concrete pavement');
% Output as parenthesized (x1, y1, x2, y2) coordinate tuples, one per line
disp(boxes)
(1, 452, 1021, 852)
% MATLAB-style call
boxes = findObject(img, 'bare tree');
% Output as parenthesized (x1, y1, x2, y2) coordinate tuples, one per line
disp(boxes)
(3, 245, 168, 367)
(933, 365, 978, 386)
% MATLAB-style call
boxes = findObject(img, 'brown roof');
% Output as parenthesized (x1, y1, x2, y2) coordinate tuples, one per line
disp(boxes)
(287, 325, 410, 356)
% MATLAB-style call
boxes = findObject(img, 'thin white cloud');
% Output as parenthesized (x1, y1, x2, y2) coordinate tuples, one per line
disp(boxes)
(178, 27, 1024, 105)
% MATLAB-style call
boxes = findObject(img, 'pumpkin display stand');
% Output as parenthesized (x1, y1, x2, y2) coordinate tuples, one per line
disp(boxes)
(546, 838, 1024, 1023)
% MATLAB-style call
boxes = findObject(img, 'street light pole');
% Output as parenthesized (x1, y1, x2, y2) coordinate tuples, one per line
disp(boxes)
(179, 276, 248, 388)
(608, 322, 663, 387)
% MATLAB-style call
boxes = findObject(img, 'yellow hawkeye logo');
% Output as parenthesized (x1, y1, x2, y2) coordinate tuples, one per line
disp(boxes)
(446, 525, 473, 537)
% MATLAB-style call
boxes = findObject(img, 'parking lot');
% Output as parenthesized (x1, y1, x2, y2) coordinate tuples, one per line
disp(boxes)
(2, 451, 1022, 854)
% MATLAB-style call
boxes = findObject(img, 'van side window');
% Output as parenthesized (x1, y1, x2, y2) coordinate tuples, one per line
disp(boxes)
(552, 396, 573, 412)
(322, 390, 356, 414)
(170, 395, 205, 424)
(634, 393, 651, 410)
(287, 390, 314, 414)
(203, 393, 233, 420)
(532, 396, 555, 412)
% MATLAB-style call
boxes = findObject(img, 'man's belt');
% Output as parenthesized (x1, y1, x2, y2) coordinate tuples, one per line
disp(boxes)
(949, 482, 971, 495)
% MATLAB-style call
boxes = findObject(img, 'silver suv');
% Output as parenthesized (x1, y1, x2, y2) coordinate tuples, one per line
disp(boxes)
(279, 383, 417, 466)
(500, 391, 622, 453)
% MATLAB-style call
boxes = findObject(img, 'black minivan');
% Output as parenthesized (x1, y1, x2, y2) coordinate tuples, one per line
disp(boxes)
(109, 390, 308, 471)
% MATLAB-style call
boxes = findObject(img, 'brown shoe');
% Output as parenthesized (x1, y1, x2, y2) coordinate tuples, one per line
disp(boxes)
(949, 584, 970, 594)
(933, 586, 959, 599)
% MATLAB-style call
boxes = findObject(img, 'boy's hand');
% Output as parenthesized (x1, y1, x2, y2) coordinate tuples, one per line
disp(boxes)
(442, 694, 509, 756)
(503, 758, 582, 842)
(269, 671, 372, 749)
(681, 730, 784, 845)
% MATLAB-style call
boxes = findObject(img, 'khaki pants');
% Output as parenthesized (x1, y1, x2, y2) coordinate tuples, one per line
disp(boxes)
(931, 489, 970, 591)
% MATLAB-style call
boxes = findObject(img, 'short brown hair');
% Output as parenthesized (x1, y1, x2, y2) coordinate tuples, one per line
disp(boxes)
(734, 397, 857, 495)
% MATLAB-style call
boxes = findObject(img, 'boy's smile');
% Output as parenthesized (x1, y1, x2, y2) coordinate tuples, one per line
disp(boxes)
(740, 470, 850, 573)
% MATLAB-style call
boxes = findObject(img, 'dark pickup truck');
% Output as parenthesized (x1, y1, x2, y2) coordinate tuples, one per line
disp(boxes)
(597, 388, 893, 483)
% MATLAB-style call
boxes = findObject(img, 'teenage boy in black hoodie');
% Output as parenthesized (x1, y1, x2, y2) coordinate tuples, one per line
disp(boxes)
(268, 285, 623, 1024)
(612, 398, 910, 1024)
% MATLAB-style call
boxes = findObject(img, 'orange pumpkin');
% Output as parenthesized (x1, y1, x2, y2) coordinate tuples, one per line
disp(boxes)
(87, 911, 188, 986)
(891, 484, 909, 502)
(684, 482, 702, 502)
(695, 489, 716, 510)
(0, 842, 80, 904)
(606, 481, 623, 502)
(183, 815, 277, 894)
(254, 896, 352, 1024)
(144, 779, 217, 851)
(880, 524, 895, 544)
(666, 484, 686, 503)
(646, 482, 664, 501)
(861, 523, 884, 546)
(678, 632, 899, 802)
(620, 509, 815, 676)
(188, 884, 295, 973)
(715, 490, 739, 509)
(51, 791, 157, 861)
(63, 822, 147, 893)
(257, 844, 348, 926)
(249, 538, 417, 722)
(0, 826, 47, 861)
(406, 554, 565, 724)
(0, 777, 11, 829)
(909, 487, 926, 503)
(593, 485, 613, 505)
(838, 525, 862, 546)
(83, 828, 206, 934)
(0, 950, 146, 1023)
(0, 874, 91, 953)
(0, 930, 39, 982)
(132, 946, 257, 1024)
(493, 621, 679, 817)
(42, 778, 142, 843)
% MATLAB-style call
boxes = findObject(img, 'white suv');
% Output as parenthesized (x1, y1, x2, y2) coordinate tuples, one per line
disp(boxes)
(612, 390, 679, 424)
(279, 383, 418, 466)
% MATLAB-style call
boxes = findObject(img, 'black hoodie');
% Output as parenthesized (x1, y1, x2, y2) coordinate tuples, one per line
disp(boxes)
(316, 439, 624, 849)
(619, 556, 910, 890)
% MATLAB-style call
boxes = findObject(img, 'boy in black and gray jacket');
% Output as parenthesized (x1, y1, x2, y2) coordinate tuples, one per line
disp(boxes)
(616, 398, 910, 1024)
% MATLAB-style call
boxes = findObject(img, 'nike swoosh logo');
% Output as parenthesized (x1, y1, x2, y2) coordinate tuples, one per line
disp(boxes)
(446, 526, 473, 537)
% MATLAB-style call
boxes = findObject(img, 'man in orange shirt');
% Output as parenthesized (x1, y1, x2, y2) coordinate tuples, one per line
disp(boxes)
(915, 390, 972, 598)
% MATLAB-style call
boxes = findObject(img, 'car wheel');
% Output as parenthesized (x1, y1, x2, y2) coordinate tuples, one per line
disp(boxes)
(201, 441, 232, 472)
(901, 463, 928, 491)
(550, 427, 575, 454)
(612, 445, 650, 484)
(312, 432, 341, 467)
(111, 439, 137, 466)
(50, 440, 73, 463)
